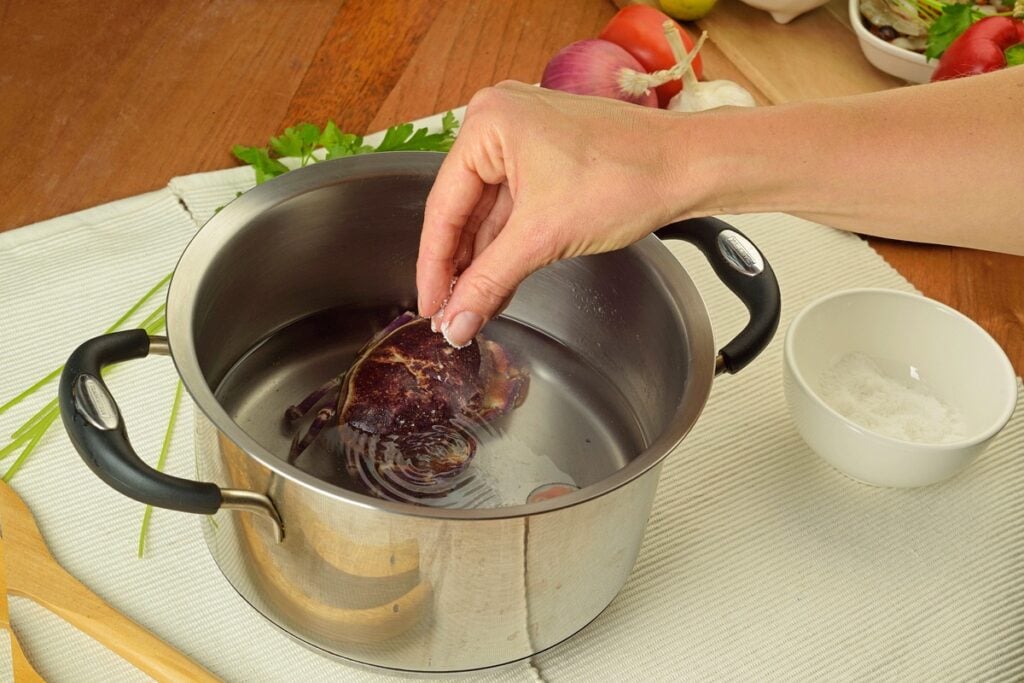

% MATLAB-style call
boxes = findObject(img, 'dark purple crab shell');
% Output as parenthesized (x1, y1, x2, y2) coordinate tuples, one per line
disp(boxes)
(285, 312, 528, 501)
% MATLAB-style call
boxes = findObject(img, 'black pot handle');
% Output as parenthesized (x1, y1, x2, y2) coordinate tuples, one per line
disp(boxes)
(59, 330, 283, 540)
(656, 217, 780, 375)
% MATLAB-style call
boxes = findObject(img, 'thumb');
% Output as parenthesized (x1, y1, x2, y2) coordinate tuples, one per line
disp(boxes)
(438, 218, 550, 347)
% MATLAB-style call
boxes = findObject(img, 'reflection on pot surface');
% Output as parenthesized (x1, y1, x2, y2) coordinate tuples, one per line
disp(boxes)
(215, 305, 643, 509)
(200, 421, 658, 667)
(210, 432, 432, 645)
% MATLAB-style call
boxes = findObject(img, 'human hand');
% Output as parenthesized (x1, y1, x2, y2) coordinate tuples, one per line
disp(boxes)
(416, 81, 692, 347)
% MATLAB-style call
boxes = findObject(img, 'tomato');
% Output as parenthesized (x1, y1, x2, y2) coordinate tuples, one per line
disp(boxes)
(598, 5, 703, 108)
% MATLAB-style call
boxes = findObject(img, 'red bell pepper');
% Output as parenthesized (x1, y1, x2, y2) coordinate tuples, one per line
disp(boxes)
(932, 15, 1024, 82)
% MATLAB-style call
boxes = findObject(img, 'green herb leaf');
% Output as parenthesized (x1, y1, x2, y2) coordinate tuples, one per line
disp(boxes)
(321, 121, 372, 158)
(319, 120, 343, 148)
(269, 123, 321, 165)
(1006, 43, 1024, 67)
(232, 113, 460, 184)
(231, 145, 290, 184)
(374, 122, 415, 152)
(926, 4, 983, 60)
(325, 134, 373, 158)
(441, 110, 459, 134)
(372, 115, 459, 153)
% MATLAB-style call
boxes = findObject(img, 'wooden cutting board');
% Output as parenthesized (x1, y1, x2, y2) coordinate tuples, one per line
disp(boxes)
(614, 0, 905, 103)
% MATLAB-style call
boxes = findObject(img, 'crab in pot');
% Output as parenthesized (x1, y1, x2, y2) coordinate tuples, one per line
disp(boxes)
(284, 312, 529, 500)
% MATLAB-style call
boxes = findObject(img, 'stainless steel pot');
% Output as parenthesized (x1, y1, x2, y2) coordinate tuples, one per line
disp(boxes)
(58, 152, 779, 673)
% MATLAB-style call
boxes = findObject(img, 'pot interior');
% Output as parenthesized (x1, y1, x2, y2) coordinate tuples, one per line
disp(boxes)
(169, 153, 714, 512)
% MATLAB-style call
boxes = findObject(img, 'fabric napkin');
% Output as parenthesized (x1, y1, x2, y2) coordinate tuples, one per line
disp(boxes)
(1, 109, 1021, 682)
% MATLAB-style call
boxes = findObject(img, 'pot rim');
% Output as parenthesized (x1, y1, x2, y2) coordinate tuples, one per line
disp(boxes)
(166, 152, 716, 520)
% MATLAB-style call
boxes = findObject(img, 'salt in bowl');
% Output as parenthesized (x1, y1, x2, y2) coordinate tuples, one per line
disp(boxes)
(784, 288, 1017, 487)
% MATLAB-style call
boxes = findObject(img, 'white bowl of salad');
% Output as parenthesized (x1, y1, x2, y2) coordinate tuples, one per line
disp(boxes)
(850, 0, 1014, 83)
(850, 0, 936, 82)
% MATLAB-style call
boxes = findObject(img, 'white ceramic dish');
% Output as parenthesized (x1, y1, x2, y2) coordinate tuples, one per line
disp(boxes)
(738, 0, 831, 24)
(784, 289, 1017, 488)
(849, 0, 937, 83)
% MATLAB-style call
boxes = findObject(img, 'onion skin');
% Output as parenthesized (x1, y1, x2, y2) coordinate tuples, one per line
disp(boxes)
(540, 39, 659, 107)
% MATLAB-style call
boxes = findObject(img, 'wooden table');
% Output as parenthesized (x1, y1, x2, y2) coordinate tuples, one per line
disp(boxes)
(2, 0, 1021, 374)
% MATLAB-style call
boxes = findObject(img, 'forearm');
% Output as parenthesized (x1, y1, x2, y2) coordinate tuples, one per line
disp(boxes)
(673, 67, 1024, 255)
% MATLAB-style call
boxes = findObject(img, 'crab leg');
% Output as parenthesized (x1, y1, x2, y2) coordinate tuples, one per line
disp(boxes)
(288, 405, 338, 461)
(284, 376, 342, 423)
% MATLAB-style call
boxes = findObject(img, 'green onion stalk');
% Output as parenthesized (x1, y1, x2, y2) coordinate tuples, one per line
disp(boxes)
(138, 380, 184, 558)
(0, 272, 173, 481)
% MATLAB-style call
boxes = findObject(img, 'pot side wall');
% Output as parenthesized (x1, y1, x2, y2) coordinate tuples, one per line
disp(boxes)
(195, 416, 660, 672)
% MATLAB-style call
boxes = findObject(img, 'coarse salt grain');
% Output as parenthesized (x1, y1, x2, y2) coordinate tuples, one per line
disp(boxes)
(818, 352, 967, 444)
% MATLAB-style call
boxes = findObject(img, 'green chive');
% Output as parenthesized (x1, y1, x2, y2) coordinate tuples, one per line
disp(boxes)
(138, 380, 183, 558)
(0, 272, 172, 417)
(3, 408, 61, 482)
(139, 304, 166, 332)
(0, 367, 62, 417)
(11, 397, 58, 441)
(105, 273, 173, 334)
(2, 404, 58, 460)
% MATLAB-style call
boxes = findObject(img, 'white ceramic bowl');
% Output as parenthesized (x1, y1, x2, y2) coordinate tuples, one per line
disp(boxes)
(739, 0, 831, 24)
(849, 0, 936, 83)
(784, 289, 1017, 487)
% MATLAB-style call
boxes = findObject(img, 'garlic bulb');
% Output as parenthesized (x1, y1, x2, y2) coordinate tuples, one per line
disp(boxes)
(668, 78, 756, 111)
(661, 25, 757, 112)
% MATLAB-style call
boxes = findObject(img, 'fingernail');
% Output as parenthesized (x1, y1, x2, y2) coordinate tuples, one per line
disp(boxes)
(430, 307, 444, 333)
(442, 311, 483, 349)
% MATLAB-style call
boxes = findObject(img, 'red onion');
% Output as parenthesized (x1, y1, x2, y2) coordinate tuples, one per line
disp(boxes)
(540, 39, 661, 107)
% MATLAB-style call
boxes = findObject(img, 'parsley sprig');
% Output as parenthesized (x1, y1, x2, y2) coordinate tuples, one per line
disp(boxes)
(232, 111, 459, 184)
(925, 3, 986, 60)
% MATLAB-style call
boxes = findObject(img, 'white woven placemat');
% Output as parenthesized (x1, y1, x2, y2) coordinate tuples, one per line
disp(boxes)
(1, 110, 1021, 682)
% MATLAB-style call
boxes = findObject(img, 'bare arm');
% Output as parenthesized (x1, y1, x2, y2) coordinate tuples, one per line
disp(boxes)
(418, 69, 1023, 346)
(678, 66, 1024, 253)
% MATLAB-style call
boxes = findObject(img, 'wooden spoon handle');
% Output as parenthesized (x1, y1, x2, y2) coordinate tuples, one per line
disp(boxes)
(9, 627, 45, 682)
(18, 565, 219, 683)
